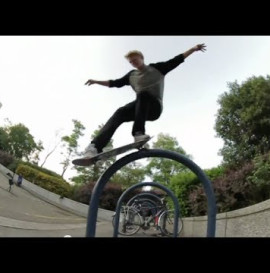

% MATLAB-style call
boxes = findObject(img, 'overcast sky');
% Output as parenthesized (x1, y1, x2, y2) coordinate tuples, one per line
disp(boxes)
(0, 36, 270, 181)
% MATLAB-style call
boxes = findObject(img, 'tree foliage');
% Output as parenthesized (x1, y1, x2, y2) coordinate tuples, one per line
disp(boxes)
(0, 122, 43, 162)
(60, 119, 85, 178)
(111, 161, 146, 189)
(188, 162, 255, 216)
(145, 133, 191, 185)
(71, 181, 123, 210)
(215, 75, 270, 166)
(0, 150, 16, 168)
(0, 127, 9, 150)
(247, 152, 270, 201)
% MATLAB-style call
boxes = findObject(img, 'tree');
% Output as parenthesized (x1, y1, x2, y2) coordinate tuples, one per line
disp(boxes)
(0, 127, 9, 151)
(60, 119, 85, 178)
(0, 122, 43, 161)
(29, 140, 44, 165)
(40, 129, 63, 168)
(145, 133, 191, 185)
(215, 75, 270, 166)
(110, 161, 146, 189)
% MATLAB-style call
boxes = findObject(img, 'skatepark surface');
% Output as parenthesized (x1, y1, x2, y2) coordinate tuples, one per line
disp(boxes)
(0, 171, 160, 238)
(0, 171, 117, 237)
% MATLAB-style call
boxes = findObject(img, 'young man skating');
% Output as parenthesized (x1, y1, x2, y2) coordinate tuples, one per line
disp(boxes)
(83, 43, 206, 158)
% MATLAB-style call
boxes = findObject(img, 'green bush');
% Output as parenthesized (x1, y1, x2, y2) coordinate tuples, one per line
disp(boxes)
(168, 167, 225, 216)
(188, 162, 255, 216)
(204, 166, 226, 181)
(71, 182, 95, 205)
(21, 161, 62, 178)
(169, 171, 201, 217)
(71, 181, 124, 210)
(16, 164, 72, 198)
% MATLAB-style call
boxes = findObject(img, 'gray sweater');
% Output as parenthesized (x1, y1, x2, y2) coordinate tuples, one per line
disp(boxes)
(109, 53, 185, 111)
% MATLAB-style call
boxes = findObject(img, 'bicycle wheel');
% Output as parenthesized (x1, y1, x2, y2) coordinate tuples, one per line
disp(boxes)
(158, 209, 183, 237)
(112, 206, 142, 236)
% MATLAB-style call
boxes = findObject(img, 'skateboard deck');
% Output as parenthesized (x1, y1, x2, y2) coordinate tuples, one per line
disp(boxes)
(72, 137, 151, 167)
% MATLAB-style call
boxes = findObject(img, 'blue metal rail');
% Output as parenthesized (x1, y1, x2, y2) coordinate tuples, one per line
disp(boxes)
(86, 149, 216, 237)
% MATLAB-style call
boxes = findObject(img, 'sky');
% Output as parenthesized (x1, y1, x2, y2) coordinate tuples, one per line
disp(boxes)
(0, 36, 270, 182)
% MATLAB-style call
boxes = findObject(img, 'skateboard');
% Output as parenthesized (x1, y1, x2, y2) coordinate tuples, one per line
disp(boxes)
(72, 137, 152, 167)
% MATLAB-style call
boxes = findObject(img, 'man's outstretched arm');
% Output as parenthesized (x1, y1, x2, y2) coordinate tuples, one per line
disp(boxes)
(85, 79, 110, 86)
(183, 43, 206, 59)
(85, 71, 131, 88)
(150, 43, 206, 76)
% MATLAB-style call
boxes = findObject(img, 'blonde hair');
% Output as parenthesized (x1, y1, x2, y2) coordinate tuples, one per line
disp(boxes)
(124, 50, 144, 59)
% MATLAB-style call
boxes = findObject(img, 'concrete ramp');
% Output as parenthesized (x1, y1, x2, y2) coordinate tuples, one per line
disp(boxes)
(0, 170, 114, 237)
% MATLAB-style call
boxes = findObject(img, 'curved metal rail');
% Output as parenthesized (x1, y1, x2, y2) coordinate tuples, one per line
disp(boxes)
(86, 149, 216, 237)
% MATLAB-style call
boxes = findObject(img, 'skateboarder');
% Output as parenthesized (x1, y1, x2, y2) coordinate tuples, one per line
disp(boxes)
(83, 44, 206, 158)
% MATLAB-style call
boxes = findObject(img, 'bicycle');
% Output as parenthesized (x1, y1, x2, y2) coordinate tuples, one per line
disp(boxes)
(112, 198, 183, 237)
(158, 209, 183, 236)
(112, 205, 142, 235)
(112, 197, 159, 235)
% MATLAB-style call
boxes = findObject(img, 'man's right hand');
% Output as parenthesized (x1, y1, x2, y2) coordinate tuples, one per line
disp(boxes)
(85, 80, 110, 87)
(85, 79, 95, 86)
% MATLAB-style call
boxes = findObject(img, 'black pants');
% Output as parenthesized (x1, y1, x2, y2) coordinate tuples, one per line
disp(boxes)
(92, 92, 162, 152)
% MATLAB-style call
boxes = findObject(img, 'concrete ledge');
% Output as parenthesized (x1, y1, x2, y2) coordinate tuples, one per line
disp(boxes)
(0, 215, 86, 230)
(3, 163, 270, 236)
(182, 201, 270, 237)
